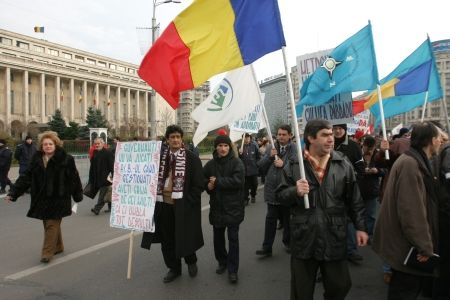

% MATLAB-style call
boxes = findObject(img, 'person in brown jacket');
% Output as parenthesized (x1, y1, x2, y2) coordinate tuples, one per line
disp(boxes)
(373, 122, 442, 300)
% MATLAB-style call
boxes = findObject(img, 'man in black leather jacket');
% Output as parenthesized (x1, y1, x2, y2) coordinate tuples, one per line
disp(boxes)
(278, 119, 368, 300)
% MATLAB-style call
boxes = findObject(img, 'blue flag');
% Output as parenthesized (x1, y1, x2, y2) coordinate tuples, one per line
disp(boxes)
(296, 23, 379, 116)
(370, 38, 443, 124)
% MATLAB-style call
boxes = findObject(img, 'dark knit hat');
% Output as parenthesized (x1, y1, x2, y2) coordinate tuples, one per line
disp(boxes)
(399, 127, 409, 137)
(333, 124, 347, 131)
(214, 135, 232, 148)
(25, 135, 32, 140)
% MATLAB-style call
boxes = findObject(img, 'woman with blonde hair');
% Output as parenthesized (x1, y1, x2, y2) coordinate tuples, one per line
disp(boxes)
(5, 131, 83, 263)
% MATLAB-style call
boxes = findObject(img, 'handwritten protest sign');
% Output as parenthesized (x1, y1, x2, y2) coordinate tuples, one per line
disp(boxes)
(347, 110, 371, 135)
(110, 141, 161, 232)
(301, 93, 353, 125)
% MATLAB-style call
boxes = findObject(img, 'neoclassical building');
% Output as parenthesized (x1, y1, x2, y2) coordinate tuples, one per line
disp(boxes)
(0, 28, 176, 138)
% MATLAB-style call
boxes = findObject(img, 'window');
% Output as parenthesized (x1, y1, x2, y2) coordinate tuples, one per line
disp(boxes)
(117, 66, 125, 72)
(62, 52, 72, 59)
(48, 49, 59, 56)
(28, 76, 32, 84)
(75, 55, 84, 62)
(28, 92, 32, 115)
(128, 68, 135, 74)
(86, 58, 96, 65)
(109, 64, 116, 70)
(98, 61, 106, 68)
(16, 41, 29, 49)
(33, 45, 44, 53)
(1, 37, 12, 45)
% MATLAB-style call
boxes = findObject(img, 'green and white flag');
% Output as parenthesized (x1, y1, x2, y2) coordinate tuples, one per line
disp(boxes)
(192, 65, 261, 146)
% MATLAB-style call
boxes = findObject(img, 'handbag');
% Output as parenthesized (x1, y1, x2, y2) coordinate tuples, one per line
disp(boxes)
(83, 183, 98, 199)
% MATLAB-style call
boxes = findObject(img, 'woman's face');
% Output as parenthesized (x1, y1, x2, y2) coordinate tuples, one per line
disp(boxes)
(42, 138, 56, 155)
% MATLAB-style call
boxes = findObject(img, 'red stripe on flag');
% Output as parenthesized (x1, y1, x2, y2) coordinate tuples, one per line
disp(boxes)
(138, 22, 193, 109)
(352, 100, 367, 115)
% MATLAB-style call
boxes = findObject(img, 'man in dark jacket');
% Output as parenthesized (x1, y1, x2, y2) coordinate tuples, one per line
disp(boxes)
(239, 133, 260, 205)
(373, 122, 441, 299)
(89, 138, 114, 215)
(0, 139, 12, 194)
(14, 135, 37, 176)
(203, 135, 245, 283)
(333, 123, 366, 263)
(255, 124, 295, 257)
(141, 125, 204, 283)
(278, 119, 367, 300)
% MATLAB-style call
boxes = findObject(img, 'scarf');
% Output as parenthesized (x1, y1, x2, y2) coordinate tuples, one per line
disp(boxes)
(157, 146, 186, 202)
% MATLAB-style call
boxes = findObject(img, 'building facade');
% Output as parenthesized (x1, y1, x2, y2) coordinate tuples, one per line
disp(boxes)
(385, 39, 450, 130)
(176, 82, 210, 137)
(0, 28, 157, 138)
(259, 74, 289, 131)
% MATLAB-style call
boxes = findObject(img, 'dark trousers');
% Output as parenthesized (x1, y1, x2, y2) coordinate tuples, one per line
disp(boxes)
(42, 219, 64, 259)
(160, 202, 197, 271)
(0, 170, 12, 190)
(213, 224, 239, 274)
(93, 186, 111, 212)
(434, 213, 450, 300)
(388, 269, 430, 300)
(244, 175, 258, 200)
(262, 203, 290, 250)
(290, 257, 351, 300)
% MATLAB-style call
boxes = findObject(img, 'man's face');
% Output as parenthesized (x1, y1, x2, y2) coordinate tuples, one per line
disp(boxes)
(26, 138, 32, 144)
(216, 143, 230, 157)
(432, 135, 443, 156)
(308, 128, 334, 156)
(362, 145, 374, 155)
(167, 132, 182, 151)
(277, 129, 291, 146)
(94, 140, 104, 151)
(332, 126, 346, 139)
(244, 136, 251, 144)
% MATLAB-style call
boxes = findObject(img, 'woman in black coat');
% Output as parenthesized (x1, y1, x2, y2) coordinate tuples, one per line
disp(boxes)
(5, 131, 83, 263)
(203, 135, 245, 283)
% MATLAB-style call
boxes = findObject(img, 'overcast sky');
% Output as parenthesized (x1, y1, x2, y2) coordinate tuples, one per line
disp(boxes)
(1, 0, 449, 85)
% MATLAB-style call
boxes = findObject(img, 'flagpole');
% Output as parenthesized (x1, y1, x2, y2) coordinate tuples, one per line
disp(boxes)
(440, 72, 450, 132)
(376, 85, 390, 159)
(282, 47, 309, 209)
(420, 91, 429, 122)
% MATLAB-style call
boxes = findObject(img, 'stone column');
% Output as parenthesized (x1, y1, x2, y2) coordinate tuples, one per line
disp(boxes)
(95, 82, 99, 109)
(136, 90, 140, 121)
(83, 80, 87, 120)
(23, 70, 29, 124)
(5, 67, 11, 131)
(40, 73, 46, 123)
(107, 85, 111, 122)
(117, 87, 121, 128)
(127, 88, 131, 121)
(145, 92, 149, 138)
(56, 76, 61, 111)
(70, 78, 75, 121)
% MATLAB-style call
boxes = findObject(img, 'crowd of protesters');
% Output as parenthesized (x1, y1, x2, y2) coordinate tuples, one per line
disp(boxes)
(2, 119, 450, 299)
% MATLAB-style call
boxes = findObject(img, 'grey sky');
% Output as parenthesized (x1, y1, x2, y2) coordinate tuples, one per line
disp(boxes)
(1, 0, 448, 84)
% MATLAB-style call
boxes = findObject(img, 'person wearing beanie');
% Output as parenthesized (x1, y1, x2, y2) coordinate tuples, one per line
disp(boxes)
(203, 134, 245, 283)
(332, 123, 366, 264)
(14, 135, 37, 176)
(0, 138, 12, 194)
(238, 133, 260, 205)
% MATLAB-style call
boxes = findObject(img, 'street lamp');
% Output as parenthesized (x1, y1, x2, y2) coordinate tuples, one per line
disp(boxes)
(150, 0, 181, 139)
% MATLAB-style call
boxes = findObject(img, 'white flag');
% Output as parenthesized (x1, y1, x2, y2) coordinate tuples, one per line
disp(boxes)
(192, 65, 260, 146)
(229, 95, 267, 134)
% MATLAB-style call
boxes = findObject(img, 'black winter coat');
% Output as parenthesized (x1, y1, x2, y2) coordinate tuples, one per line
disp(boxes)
(335, 136, 365, 177)
(9, 147, 83, 220)
(141, 149, 204, 258)
(0, 145, 12, 173)
(88, 148, 114, 190)
(14, 142, 37, 175)
(239, 141, 260, 176)
(203, 150, 245, 227)
(278, 150, 366, 261)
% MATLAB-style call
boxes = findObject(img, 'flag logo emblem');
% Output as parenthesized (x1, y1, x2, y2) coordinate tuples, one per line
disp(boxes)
(207, 79, 234, 112)
(321, 57, 342, 78)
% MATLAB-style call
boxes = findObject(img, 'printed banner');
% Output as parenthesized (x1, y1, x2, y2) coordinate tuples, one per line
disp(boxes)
(301, 93, 353, 125)
(110, 141, 161, 232)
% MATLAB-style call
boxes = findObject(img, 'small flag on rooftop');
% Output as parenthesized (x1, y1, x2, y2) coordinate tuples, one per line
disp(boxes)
(34, 26, 44, 33)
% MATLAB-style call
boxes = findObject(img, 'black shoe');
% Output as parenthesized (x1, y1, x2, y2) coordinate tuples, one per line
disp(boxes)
(104, 209, 111, 213)
(0, 189, 6, 194)
(188, 263, 198, 277)
(245, 199, 249, 206)
(216, 264, 227, 274)
(255, 249, 272, 257)
(91, 208, 99, 215)
(251, 197, 256, 203)
(347, 252, 364, 264)
(228, 272, 238, 284)
(163, 269, 181, 283)
(40, 257, 50, 263)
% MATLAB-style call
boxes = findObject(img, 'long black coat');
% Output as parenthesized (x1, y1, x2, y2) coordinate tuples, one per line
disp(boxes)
(88, 148, 114, 190)
(141, 149, 204, 258)
(14, 142, 37, 175)
(8, 147, 83, 220)
(203, 150, 245, 227)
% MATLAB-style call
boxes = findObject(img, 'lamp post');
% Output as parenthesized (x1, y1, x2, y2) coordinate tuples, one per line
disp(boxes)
(150, 0, 181, 139)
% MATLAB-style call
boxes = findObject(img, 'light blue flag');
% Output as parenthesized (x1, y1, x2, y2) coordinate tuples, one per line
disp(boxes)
(296, 23, 379, 116)
(370, 38, 443, 124)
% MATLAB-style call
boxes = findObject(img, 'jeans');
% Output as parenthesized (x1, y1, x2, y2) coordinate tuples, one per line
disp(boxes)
(364, 197, 378, 236)
(346, 223, 357, 255)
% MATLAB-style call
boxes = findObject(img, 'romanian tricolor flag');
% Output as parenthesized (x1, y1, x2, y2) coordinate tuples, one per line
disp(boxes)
(34, 26, 44, 33)
(138, 0, 286, 109)
(353, 59, 432, 114)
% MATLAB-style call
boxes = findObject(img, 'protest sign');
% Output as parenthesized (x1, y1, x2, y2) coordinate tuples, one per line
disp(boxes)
(110, 141, 161, 232)
(347, 110, 370, 135)
(301, 93, 353, 125)
(229, 102, 266, 133)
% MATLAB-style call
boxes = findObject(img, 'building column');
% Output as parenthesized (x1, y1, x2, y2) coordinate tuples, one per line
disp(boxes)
(117, 87, 121, 127)
(56, 76, 61, 111)
(150, 92, 157, 139)
(83, 80, 87, 120)
(127, 88, 131, 121)
(5, 67, 11, 132)
(136, 90, 140, 121)
(23, 70, 29, 124)
(145, 92, 149, 138)
(40, 73, 46, 123)
(70, 78, 75, 121)
(95, 82, 99, 109)
(107, 85, 111, 122)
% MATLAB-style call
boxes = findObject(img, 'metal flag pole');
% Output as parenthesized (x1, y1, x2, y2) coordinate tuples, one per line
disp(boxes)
(420, 91, 429, 122)
(376, 85, 390, 159)
(282, 47, 310, 209)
